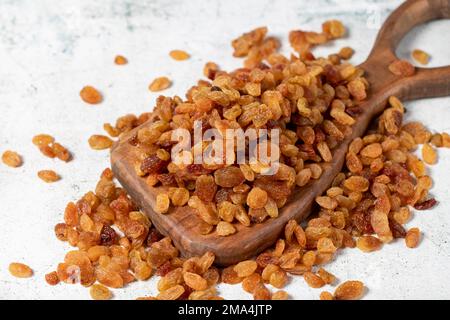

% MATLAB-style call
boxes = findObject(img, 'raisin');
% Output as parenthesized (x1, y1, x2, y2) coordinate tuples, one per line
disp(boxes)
(216, 221, 236, 236)
(90, 284, 112, 300)
(195, 175, 217, 202)
(269, 269, 288, 288)
(234, 260, 258, 278)
(389, 219, 407, 238)
(303, 272, 325, 288)
(356, 236, 382, 252)
(253, 177, 291, 200)
(317, 268, 336, 285)
(320, 291, 334, 300)
(178, 284, 193, 300)
(247, 187, 268, 209)
(183, 272, 208, 291)
(360, 143, 382, 158)
(156, 285, 185, 300)
(405, 227, 421, 248)
(346, 106, 363, 117)
(388, 60, 415, 77)
(343, 176, 369, 192)
(169, 50, 190, 61)
(149, 77, 171, 92)
(215, 188, 233, 204)
(203, 62, 219, 80)
(322, 20, 346, 39)
(156, 261, 173, 277)
(186, 164, 212, 175)
(157, 173, 176, 186)
(114, 55, 128, 65)
(100, 225, 117, 246)
(2, 150, 22, 168)
(141, 155, 169, 175)
(88, 135, 113, 150)
(80, 86, 102, 104)
(242, 273, 262, 293)
(54, 223, 68, 241)
(37, 170, 60, 183)
(222, 266, 243, 284)
(334, 281, 365, 300)
(253, 283, 271, 300)
(45, 271, 60, 286)
(412, 49, 430, 65)
(413, 198, 437, 210)
(170, 188, 190, 206)
(32, 134, 54, 146)
(9, 263, 33, 278)
(214, 167, 245, 187)
(256, 252, 279, 268)
(352, 212, 374, 235)
(422, 143, 437, 165)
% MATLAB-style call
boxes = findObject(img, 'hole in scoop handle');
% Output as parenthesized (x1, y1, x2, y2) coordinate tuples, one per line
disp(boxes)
(362, 0, 450, 101)
(369, 0, 450, 58)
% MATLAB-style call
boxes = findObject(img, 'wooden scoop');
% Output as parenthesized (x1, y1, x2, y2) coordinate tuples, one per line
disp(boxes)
(111, 0, 450, 265)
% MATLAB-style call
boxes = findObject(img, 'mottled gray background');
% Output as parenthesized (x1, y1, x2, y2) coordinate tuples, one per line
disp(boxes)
(0, 0, 449, 299)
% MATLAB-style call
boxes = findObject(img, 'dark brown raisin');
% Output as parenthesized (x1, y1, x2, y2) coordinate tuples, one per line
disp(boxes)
(389, 219, 406, 238)
(256, 252, 280, 268)
(100, 225, 117, 246)
(155, 261, 173, 276)
(146, 228, 163, 246)
(346, 106, 363, 117)
(414, 198, 437, 210)
(140, 155, 169, 174)
(178, 284, 194, 300)
(157, 173, 177, 186)
(314, 127, 326, 144)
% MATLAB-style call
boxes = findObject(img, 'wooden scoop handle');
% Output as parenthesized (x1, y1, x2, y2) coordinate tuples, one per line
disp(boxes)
(361, 0, 450, 105)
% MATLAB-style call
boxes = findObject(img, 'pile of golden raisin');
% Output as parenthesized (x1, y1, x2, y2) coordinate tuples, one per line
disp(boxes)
(45, 93, 447, 300)
(4, 22, 449, 300)
(132, 23, 371, 237)
(44, 23, 449, 300)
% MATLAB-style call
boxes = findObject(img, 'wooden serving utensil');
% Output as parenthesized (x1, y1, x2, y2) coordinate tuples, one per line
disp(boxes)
(111, 0, 450, 265)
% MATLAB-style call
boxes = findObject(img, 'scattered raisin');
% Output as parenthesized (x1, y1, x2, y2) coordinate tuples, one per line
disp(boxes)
(80, 86, 102, 104)
(2, 150, 22, 168)
(9, 263, 33, 278)
(413, 198, 437, 210)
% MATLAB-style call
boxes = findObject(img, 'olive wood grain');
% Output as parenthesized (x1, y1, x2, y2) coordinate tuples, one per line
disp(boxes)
(111, 0, 450, 265)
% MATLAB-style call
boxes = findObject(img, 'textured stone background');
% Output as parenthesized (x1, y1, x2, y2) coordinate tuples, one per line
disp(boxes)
(0, 0, 449, 299)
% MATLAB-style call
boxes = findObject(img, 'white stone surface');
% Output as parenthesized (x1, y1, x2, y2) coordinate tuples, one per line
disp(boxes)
(0, 0, 449, 300)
